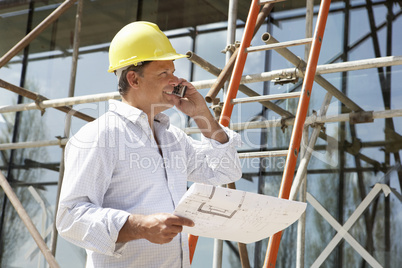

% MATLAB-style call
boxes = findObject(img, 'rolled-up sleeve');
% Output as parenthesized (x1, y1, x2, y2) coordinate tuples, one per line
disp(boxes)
(56, 125, 130, 257)
(185, 125, 243, 185)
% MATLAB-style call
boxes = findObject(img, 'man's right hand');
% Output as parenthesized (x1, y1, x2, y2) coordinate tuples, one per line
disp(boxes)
(117, 213, 194, 244)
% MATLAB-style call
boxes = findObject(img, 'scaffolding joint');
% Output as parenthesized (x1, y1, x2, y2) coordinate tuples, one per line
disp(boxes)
(280, 116, 293, 133)
(296, 56, 307, 76)
(35, 95, 47, 115)
(221, 41, 240, 54)
(347, 137, 362, 156)
(349, 110, 374, 124)
(273, 68, 299, 85)
(309, 110, 326, 132)
(310, 122, 326, 132)
(210, 98, 224, 120)
(55, 136, 66, 148)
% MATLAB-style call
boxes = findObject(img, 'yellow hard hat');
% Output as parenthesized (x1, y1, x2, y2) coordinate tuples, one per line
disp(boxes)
(108, 21, 188, 73)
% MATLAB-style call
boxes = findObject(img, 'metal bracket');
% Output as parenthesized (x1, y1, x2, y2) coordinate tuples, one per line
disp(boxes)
(280, 117, 290, 133)
(210, 98, 223, 120)
(221, 41, 241, 54)
(296, 56, 307, 77)
(55, 136, 67, 148)
(309, 110, 326, 132)
(349, 111, 374, 124)
(347, 137, 362, 155)
(35, 95, 47, 116)
(273, 69, 299, 85)
(311, 122, 326, 133)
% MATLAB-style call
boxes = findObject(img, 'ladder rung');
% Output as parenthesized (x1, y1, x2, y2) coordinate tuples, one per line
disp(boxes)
(259, 0, 286, 5)
(239, 150, 288, 158)
(232, 92, 301, 104)
(246, 38, 313, 53)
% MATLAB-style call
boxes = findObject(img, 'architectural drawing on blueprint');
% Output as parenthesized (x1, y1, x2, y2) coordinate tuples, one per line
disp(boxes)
(197, 185, 246, 219)
(174, 183, 307, 243)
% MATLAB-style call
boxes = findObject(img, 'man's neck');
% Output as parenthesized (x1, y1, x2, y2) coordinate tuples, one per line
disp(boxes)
(121, 97, 156, 130)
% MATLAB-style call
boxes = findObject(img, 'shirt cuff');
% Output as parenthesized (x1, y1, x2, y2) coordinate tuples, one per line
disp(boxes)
(111, 211, 131, 257)
(201, 125, 242, 173)
(201, 125, 242, 148)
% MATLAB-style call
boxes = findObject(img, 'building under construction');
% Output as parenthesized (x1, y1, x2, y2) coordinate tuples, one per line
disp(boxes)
(0, 0, 401, 267)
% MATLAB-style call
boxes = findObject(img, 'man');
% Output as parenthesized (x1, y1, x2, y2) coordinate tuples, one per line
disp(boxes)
(56, 21, 242, 267)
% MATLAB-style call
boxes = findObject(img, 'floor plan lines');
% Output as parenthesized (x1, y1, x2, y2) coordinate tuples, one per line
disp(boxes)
(174, 183, 306, 243)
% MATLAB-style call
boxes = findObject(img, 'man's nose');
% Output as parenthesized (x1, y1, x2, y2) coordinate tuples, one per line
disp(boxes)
(169, 75, 180, 86)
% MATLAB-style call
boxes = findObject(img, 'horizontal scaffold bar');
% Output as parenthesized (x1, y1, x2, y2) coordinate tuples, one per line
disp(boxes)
(1, 109, 401, 151)
(0, 139, 68, 150)
(246, 38, 313, 53)
(191, 55, 402, 89)
(0, 92, 120, 114)
(0, 56, 401, 114)
(259, 0, 286, 5)
(231, 92, 301, 104)
(184, 108, 402, 134)
(239, 150, 288, 158)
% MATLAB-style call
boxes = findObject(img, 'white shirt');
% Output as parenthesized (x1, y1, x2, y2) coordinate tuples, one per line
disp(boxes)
(56, 99, 242, 268)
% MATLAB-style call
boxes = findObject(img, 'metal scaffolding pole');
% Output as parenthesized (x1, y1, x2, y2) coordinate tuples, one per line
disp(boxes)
(2, 108, 401, 166)
(0, 1, 35, 263)
(51, 0, 84, 256)
(191, 55, 402, 90)
(0, 171, 60, 268)
(0, 139, 68, 150)
(262, 32, 363, 113)
(1, 55, 401, 115)
(265, 1, 332, 265)
(186, 51, 293, 117)
(0, 91, 120, 114)
(204, 2, 274, 104)
(213, 1, 238, 267)
(0, 79, 95, 122)
(0, 0, 78, 68)
(297, 125, 309, 268)
(3, 108, 401, 158)
(296, 1, 314, 266)
(290, 93, 332, 200)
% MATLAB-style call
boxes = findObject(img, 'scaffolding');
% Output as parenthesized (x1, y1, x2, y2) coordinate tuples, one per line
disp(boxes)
(0, 0, 401, 267)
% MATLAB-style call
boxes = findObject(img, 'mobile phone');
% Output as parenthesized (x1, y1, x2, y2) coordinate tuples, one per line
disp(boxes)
(172, 84, 187, 98)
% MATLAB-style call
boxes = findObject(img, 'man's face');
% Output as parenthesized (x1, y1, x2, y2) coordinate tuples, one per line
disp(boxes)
(136, 60, 180, 114)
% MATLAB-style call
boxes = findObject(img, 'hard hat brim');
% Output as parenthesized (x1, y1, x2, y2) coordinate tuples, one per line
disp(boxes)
(108, 53, 188, 73)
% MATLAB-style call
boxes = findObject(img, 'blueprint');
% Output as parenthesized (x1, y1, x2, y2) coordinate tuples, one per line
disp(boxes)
(174, 183, 307, 243)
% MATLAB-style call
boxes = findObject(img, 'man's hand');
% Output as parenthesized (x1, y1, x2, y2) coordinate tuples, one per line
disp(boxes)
(172, 79, 229, 144)
(171, 79, 210, 119)
(117, 213, 194, 244)
(140, 213, 194, 244)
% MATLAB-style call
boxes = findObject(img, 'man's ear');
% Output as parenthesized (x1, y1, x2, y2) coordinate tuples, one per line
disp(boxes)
(126, 71, 140, 89)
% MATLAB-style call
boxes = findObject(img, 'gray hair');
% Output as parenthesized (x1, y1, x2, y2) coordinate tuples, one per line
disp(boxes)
(116, 62, 151, 96)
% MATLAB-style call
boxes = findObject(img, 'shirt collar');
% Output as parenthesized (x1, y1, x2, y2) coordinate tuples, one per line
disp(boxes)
(108, 99, 170, 128)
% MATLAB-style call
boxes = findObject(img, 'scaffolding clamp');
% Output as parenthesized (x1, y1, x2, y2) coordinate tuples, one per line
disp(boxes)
(349, 111, 374, 124)
(347, 137, 362, 155)
(55, 136, 67, 148)
(35, 95, 47, 116)
(296, 57, 307, 76)
(280, 116, 291, 133)
(273, 68, 299, 85)
(309, 110, 326, 132)
(210, 98, 223, 120)
(221, 41, 240, 54)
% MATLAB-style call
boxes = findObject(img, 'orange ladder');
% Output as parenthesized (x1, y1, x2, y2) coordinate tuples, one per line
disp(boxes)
(189, 0, 332, 266)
